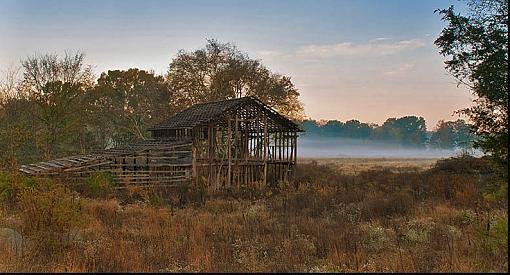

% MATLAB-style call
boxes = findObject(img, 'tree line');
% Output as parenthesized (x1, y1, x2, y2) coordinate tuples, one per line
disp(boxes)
(300, 117, 476, 149)
(0, 40, 304, 168)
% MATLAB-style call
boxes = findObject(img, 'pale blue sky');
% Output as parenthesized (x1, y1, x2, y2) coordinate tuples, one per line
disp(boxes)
(0, 0, 472, 128)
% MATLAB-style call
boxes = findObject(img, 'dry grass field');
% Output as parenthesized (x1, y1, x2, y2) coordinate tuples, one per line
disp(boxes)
(0, 156, 507, 272)
(299, 157, 438, 174)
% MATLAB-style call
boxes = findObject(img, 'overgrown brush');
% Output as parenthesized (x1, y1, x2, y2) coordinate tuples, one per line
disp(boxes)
(84, 171, 115, 198)
(17, 184, 82, 261)
(0, 157, 507, 272)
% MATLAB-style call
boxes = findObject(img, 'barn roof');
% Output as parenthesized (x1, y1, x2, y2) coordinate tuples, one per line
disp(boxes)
(19, 154, 108, 175)
(148, 96, 301, 132)
(19, 139, 192, 176)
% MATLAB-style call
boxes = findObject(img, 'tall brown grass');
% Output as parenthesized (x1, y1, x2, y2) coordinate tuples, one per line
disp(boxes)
(0, 156, 507, 272)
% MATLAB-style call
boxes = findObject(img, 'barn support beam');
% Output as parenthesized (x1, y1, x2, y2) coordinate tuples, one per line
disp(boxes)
(263, 116, 268, 186)
(227, 115, 232, 188)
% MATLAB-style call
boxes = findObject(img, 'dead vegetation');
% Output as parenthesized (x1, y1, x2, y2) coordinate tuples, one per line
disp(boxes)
(0, 156, 507, 272)
(299, 157, 438, 174)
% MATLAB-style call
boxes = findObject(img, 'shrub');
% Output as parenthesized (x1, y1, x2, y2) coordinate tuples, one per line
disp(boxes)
(489, 216, 508, 252)
(148, 191, 166, 207)
(360, 224, 392, 253)
(0, 171, 43, 206)
(453, 182, 480, 207)
(0, 172, 17, 204)
(361, 191, 414, 219)
(17, 184, 82, 259)
(85, 171, 115, 198)
(293, 162, 339, 188)
(476, 214, 509, 254)
(82, 198, 121, 229)
(433, 155, 491, 174)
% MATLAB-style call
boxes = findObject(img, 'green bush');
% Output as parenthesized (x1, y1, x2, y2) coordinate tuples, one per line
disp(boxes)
(478, 215, 509, 254)
(490, 216, 508, 250)
(17, 184, 82, 259)
(0, 171, 15, 203)
(0, 171, 38, 205)
(86, 171, 115, 197)
(148, 191, 166, 207)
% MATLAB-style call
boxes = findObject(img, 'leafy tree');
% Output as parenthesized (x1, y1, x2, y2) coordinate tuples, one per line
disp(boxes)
(435, 0, 508, 168)
(0, 97, 36, 167)
(0, 67, 38, 167)
(343, 119, 372, 139)
(452, 119, 477, 148)
(322, 120, 345, 137)
(299, 119, 375, 139)
(430, 120, 456, 149)
(300, 119, 322, 137)
(20, 51, 94, 91)
(17, 51, 94, 160)
(166, 39, 304, 120)
(378, 116, 427, 146)
(429, 119, 476, 149)
(32, 81, 90, 158)
(90, 68, 173, 147)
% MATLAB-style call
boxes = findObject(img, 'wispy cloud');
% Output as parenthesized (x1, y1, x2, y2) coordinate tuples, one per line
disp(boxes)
(380, 63, 415, 77)
(296, 38, 425, 58)
(254, 50, 281, 59)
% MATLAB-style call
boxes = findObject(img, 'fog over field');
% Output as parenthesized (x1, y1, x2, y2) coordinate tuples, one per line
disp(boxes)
(297, 137, 480, 158)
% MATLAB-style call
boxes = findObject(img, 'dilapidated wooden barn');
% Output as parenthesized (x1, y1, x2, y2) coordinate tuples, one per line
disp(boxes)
(19, 96, 302, 190)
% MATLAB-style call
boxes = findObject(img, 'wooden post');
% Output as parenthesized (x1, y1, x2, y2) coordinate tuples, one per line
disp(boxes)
(192, 133, 197, 186)
(235, 114, 239, 190)
(207, 124, 213, 190)
(227, 116, 232, 188)
(293, 132, 297, 178)
(263, 116, 268, 186)
(294, 132, 297, 164)
(245, 123, 249, 162)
